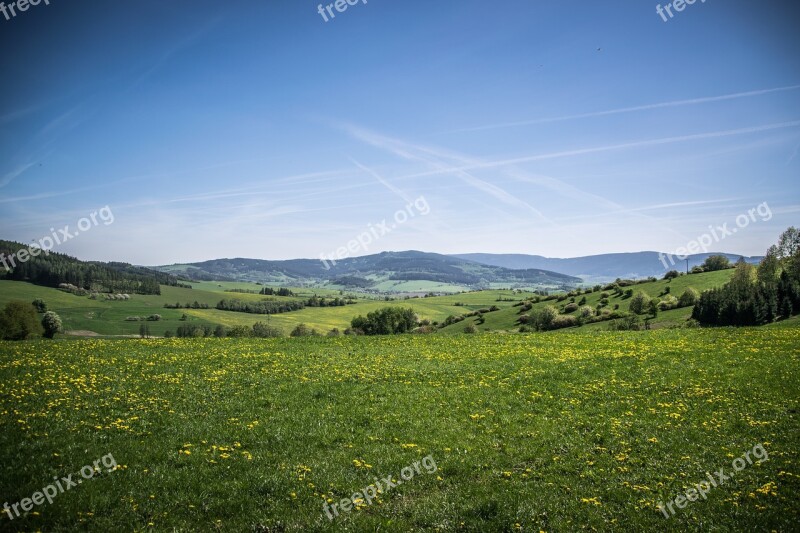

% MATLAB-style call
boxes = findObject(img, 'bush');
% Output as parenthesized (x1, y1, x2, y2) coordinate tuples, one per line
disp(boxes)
(327, 328, 342, 337)
(290, 323, 317, 337)
(41, 311, 62, 339)
(608, 315, 642, 331)
(664, 270, 680, 280)
(146, 314, 162, 321)
(530, 306, 559, 331)
(563, 303, 579, 313)
(658, 295, 679, 311)
(213, 325, 228, 338)
(0, 302, 44, 340)
(227, 325, 252, 338)
(253, 322, 283, 338)
(579, 306, 594, 318)
(551, 314, 577, 329)
(629, 292, 652, 315)
(463, 323, 478, 334)
(32, 299, 47, 313)
(678, 287, 700, 308)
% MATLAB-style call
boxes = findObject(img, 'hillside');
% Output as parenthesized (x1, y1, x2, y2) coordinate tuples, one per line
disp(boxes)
(0, 239, 185, 295)
(453, 252, 763, 283)
(0, 269, 735, 338)
(155, 251, 581, 292)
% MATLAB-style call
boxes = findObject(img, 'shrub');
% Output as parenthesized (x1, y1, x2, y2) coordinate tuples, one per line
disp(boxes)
(327, 328, 342, 337)
(664, 270, 680, 280)
(530, 306, 559, 331)
(578, 296, 587, 306)
(41, 311, 62, 339)
(678, 287, 700, 308)
(551, 314, 577, 329)
(629, 292, 652, 315)
(608, 315, 642, 331)
(579, 306, 594, 318)
(658, 295, 679, 311)
(563, 303, 578, 313)
(213, 325, 228, 338)
(32, 299, 47, 313)
(253, 322, 283, 338)
(463, 323, 478, 334)
(147, 314, 162, 321)
(290, 323, 317, 337)
(226, 325, 252, 338)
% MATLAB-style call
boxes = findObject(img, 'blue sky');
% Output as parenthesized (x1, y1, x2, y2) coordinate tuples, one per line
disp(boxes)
(1, 0, 799, 265)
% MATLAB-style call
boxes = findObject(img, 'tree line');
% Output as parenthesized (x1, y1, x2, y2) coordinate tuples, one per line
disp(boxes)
(692, 227, 800, 326)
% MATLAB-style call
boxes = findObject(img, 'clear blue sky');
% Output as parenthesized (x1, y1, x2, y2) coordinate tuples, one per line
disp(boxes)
(1, 0, 799, 265)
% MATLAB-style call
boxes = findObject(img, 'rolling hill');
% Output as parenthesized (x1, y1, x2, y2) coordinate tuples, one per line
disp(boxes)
(155, 251, 582, 292)
(452, 251, 763, 283)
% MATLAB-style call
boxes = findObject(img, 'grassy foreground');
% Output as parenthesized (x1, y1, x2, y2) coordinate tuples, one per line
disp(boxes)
(1, 328, 798, 531)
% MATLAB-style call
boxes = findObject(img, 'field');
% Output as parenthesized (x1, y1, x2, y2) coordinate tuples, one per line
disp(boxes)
(1, 327, 798, 531)
(0, 270, 736, 338)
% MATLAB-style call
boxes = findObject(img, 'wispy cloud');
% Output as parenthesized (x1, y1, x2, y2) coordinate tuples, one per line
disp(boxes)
(342, 124, 554, 223)
(349, 157, 413, 203)
(406, 121, 800, 178)
(0, 162, 37, 189)
(448, 84, 800, 133)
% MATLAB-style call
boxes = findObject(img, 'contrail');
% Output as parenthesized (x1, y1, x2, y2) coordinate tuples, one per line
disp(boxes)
(448, 84, 800, 133)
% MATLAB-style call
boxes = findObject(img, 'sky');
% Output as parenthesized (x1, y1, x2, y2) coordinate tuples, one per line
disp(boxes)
(1, 0, 799, 266)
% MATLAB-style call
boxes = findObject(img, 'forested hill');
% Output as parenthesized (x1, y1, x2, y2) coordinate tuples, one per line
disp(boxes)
(0, 239, 184, 295)
(156, 251, 582, 289)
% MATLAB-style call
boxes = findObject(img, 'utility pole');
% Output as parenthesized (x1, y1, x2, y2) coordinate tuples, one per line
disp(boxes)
(685, 258, 689, 274)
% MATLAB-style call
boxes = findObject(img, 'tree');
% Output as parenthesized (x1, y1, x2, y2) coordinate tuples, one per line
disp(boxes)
(664, 270, 680, 280)
(350, 307, 419, 335)
(41, 311, 62, 339)
(0, 301, 43, 340)
(678, 288, 700, 308)
(701, 255, 731, 272)
(32, 299, 47, 313)
(213, 325, 228, 338)
(777, 227, 800, 260)
(138, 323, 150, 339)
(628, 292, 651, 315)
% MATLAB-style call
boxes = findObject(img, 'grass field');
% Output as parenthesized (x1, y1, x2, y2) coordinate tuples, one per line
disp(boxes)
(1, 327, 798, 531)
(0, 270, 735, 338)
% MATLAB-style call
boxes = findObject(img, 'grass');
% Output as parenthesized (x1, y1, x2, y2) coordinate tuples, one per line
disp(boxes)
(0, 270, 736, 337)
(1, 327, 798, 531)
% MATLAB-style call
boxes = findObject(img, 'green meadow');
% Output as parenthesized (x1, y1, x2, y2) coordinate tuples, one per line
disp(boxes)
(1, 328, 798, 531)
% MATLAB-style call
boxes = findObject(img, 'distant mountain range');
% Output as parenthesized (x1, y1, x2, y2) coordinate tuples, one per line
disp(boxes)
(452, 252, 763, 282)
(155, 251, 581, 290)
